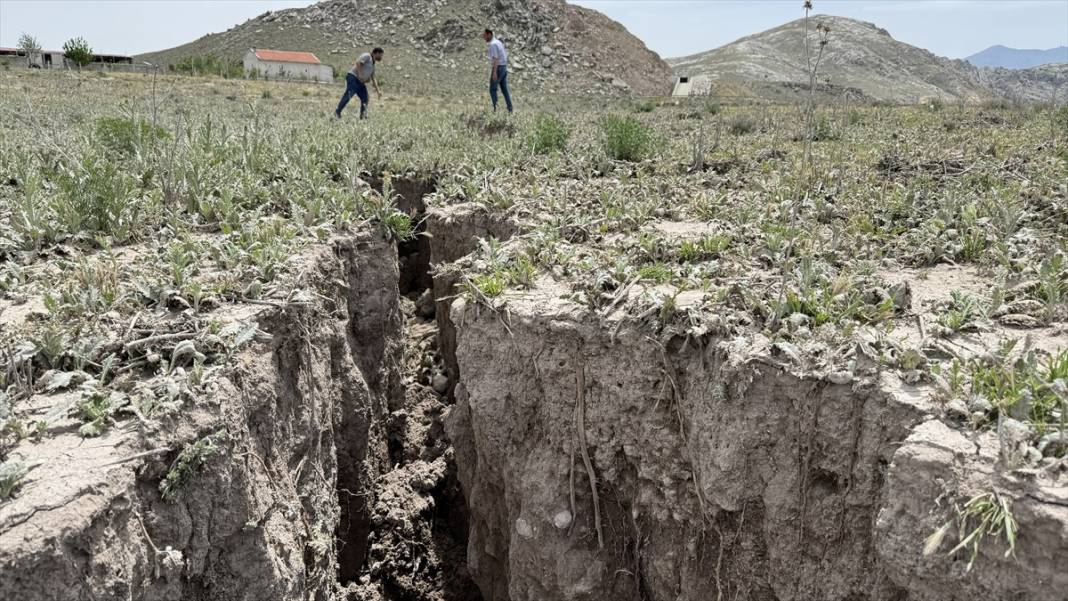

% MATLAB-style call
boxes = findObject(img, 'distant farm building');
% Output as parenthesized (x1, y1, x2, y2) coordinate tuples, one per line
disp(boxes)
(672, 75, 712, 97)
(243, 48, 333, 82)
(0, 47, 132, 70)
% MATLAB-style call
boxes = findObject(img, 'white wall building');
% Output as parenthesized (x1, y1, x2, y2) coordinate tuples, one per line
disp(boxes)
(243, 48, 333, 82)
(672, 75, 713, 97)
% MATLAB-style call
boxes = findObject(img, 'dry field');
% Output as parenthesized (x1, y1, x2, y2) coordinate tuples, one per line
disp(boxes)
(1, 68, 1066, 601)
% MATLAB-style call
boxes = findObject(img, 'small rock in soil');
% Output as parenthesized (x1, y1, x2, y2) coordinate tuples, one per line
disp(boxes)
(417, 288, 436, 318)
(432, 373, 449, 394)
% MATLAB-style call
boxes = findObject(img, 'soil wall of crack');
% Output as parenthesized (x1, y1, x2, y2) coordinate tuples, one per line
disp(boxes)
(441, 292, 1068, 601)
(0, 235, 401, 601)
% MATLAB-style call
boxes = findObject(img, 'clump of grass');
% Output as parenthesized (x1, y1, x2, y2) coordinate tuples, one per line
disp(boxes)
(462, 112, 516, 137)
(728, 115, 757, 136)
(529, 114, 570, 154)
(468, 272, 507, 298)
(463, 238, 540, 299)
(638, 262, 673, 284)
(261, 89, 272, 100)
(601, 114, 654, 162)
(160, 430, 226, 502)
(924, 491, 1018, 572)
(380, 211, 414, 241)
(964, 344, 1068, 428)
(633, 99, 657, 113)
(678, 235, 731, 262)
(704, 102, 721, 116)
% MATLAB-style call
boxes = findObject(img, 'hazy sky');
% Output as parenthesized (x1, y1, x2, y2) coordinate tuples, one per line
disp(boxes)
(0, 0, 1065, 59)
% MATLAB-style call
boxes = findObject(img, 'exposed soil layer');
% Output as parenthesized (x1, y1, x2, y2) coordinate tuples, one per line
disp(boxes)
(441, 279, 1068, 601)
(425, 203, 518, 400)
(0, 235, 401, 601)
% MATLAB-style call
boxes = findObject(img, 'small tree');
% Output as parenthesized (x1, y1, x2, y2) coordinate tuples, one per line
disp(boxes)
(17, 32, 41, 68)
(62, 37, 93, 70)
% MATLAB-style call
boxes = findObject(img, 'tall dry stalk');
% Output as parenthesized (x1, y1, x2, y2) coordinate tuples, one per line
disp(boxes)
(769, 1, 831, 331)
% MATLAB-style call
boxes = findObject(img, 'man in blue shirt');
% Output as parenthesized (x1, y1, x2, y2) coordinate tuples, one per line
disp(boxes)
(336, 47, 383, 119)
(482, 29, 513, 113)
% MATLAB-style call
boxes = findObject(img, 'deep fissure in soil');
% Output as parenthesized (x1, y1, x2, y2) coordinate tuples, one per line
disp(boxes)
(337, 177, 481, 601)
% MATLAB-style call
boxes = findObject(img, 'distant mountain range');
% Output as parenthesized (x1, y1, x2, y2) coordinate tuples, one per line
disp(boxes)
(966, 45, 1068, 70)
(139, 3, 1064, 105)
(667, 16, 1066, 103)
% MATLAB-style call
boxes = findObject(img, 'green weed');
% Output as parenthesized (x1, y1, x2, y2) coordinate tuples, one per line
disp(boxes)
(160, 430, 226, 502)
(529, 114, 570, 154)
(601, 114, 654, 162)
(94, 116, 169, 156)
(0, 458, 41, 499)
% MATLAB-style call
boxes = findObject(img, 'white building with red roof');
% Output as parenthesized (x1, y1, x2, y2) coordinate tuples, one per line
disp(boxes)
(243, 48, 334, 83)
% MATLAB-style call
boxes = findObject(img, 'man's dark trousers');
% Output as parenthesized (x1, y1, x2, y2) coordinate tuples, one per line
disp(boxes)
(490, 65, 513, 113)
(337, 73, 369, 119)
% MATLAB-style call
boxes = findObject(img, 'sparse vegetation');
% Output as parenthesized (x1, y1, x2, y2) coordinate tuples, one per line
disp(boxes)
(159, 430, 225, 502)
(0, 49, 1065, 600)
(925, 491, 1018, 572)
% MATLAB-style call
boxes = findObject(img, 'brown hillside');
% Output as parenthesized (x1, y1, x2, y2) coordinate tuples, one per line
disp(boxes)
(138, 0, 673, 97)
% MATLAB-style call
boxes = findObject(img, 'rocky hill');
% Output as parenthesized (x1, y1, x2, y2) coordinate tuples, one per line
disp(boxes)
(138, 0, 673, 97)
(668, 15, 1065, 104)
(967, 45, 1068, 70)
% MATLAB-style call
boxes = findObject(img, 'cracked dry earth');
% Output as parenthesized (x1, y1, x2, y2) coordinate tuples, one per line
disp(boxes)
(2, 182, 1067, 601)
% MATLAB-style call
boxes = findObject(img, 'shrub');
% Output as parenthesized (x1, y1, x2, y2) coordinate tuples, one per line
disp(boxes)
(529, 114, 570, 154)
(812, 116, 840, 141)
(728, 115, 757, 136)
(62, 37, 93, 70)
(53, 153, 143, 241)
(704, 102, 721, 116)
(461, 112, 516, 137)
(601, 114, 654, 162)
(261, 89, 272, 100)
(634, 99, 657, 113)
(94, 116, 169, 155)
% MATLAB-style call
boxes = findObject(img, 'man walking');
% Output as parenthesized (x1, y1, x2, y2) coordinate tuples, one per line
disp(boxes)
(336, 47, 383, 119)
(482, 29, 513, 113)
